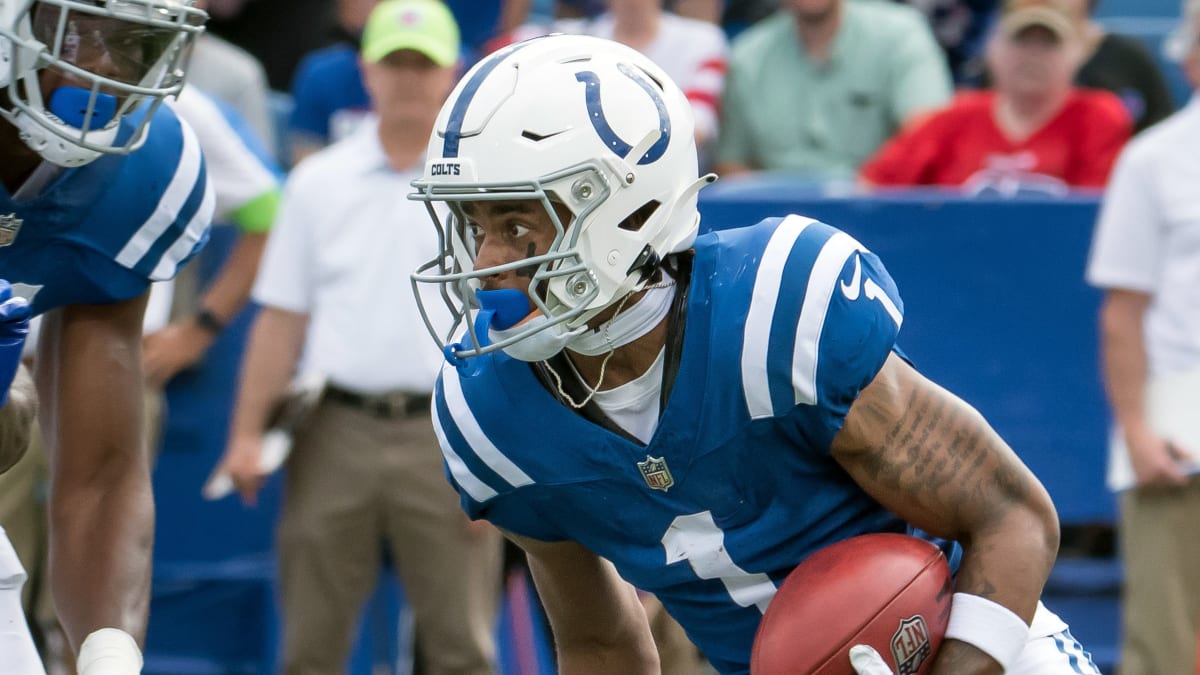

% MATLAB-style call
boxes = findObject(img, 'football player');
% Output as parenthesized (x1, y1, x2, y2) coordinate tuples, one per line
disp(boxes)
(410, 34, 1099, 675)
(0, 1, 210, 673)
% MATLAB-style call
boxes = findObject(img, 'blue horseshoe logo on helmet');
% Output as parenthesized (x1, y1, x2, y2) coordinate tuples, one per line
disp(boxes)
(575, 63, 671, 165)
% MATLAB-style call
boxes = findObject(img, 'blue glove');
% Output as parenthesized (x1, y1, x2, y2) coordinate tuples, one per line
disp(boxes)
(0, 280, 32, 408)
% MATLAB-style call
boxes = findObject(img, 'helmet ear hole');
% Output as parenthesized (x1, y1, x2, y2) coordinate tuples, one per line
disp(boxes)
(618, 199, 662, 233)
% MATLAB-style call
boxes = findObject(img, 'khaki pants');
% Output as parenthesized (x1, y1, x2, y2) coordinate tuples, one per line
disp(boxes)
(277, 399, 503, 675)
(1118, 477, 1200, 675)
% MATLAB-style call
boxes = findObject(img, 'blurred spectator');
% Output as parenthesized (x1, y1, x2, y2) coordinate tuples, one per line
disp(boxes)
(498, 0, 541, 32)
(204, 0, 337, 89)
(188, 0, 276, 152)
(287, 0, 381, 166)
(210, 0, 512, 91)
(1085, 2, 1200, 673)
(142, 87, 282, 391)
(896, 0, 1000, 83)
(217, 2, 504, 673)
(861, 0, 1131, 191)
(499, 0, 729, 150)
(287, 1, 524, 166)
(673, 0, 725, 21)
(727, 0, 1002, 81)
(442, 0, 522, 54)
(567, 0, 793, 40)
(714, 0, 952, 179)
(1067, 0, 1177, 132)
(504, 0, 723, 23)
(556, 0, 608, 15)
(722, 0, 782, 37)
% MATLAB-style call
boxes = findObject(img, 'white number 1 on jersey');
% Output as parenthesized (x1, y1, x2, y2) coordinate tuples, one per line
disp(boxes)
(661, 511, 777, 613)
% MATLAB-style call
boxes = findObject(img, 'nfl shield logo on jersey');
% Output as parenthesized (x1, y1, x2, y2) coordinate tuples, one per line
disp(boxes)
(0, 214, 22, 247)
(890, 615, 932, 675)
(637, 455, 674, 491)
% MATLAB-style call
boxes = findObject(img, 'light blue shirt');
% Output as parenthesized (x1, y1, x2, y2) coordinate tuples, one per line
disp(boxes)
(717, 1, 953, 175)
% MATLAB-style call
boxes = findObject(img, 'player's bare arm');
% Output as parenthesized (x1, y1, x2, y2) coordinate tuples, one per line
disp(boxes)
(220, 306, 309, 504)
(35, 293, 154, 652)
(505, 530, 659, 674)
(0, 363, 36, 473)
(831, 352, 1060, 674)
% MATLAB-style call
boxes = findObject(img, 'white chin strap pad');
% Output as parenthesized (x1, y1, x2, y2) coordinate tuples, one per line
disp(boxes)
(15, 110, 107, 167)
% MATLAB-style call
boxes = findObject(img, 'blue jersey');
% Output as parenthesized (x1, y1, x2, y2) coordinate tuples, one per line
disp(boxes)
(434, 216, 946, 674)
(0, 104, 213, 316)
(288, 44, 369, 144)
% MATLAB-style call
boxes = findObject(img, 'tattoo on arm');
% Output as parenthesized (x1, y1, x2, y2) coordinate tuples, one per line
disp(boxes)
(954, 573, 999, 600)
(849, 378, 1031, 567)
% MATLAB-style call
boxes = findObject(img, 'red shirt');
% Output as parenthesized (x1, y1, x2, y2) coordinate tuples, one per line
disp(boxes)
(860, 89, 1132, 188)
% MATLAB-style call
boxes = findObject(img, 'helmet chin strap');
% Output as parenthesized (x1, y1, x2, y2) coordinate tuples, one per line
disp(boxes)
(490, 313, 587, 363)
(566, 279, 676, 356)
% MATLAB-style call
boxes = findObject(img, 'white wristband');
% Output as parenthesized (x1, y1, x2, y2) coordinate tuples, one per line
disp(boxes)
(944, 592, 1030, 670)
(77, 628, 143, 675)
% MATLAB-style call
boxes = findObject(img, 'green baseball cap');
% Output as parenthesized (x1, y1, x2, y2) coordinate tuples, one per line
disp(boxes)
(361, 0, 461, 66)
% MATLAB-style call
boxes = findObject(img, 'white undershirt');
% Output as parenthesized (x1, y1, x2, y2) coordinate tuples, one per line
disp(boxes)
(589, 348, 666, 444)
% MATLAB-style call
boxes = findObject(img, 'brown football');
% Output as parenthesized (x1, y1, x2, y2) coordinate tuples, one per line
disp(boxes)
(750, 533, 953, 675)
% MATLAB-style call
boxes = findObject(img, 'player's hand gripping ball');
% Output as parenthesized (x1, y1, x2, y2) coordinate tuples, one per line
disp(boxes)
(751, 533, 952, 675)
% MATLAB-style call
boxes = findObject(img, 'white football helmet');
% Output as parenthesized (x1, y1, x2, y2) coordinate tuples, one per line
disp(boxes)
(410, 34, 715, 364)
(0, 0, 206, 166)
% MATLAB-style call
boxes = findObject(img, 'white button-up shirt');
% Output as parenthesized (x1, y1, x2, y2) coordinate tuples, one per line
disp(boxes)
(1087, 94, 1200, 490)
(1088, 95, 1200, 377)
(253, 117, 450, 393)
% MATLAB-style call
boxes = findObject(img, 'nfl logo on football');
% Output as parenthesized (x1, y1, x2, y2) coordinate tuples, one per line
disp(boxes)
(890, 615, 932, 675)
(637, 455, 674, 491)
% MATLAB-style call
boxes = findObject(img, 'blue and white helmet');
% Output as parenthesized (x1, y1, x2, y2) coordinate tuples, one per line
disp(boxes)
(0, 0, 206, 166)
(410, 34, 714, 362)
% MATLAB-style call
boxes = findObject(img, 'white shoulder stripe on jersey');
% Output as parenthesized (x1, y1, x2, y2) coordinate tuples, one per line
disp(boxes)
(115, 116, 204, 270)
(171, 89, 279, 220)
(442, 365, 535, 489)
(792, 232, 866, 406)
(150, 176, 215, 281)
(741, 215, 817, 420)
(431, 391, 498, 503)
